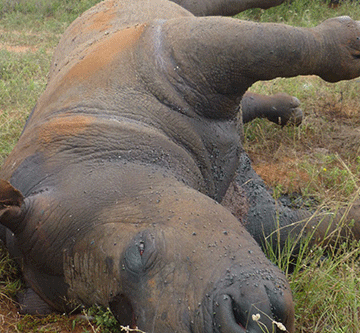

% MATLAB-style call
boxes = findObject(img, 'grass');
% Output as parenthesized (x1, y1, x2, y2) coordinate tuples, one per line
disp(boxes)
(244, 77, 360, 202)
(0, 49, 51, 165)
(235, 0, 360, 25)
(0, 0, 360, 332)
(0, 0, 102, 23)
(292, 242, 360, 333)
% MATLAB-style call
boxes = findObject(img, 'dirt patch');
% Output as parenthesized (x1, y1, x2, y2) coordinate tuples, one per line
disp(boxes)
(252, 157, 310, 193)
(0, 44, 38, 53)
(247, 101, 360, 200)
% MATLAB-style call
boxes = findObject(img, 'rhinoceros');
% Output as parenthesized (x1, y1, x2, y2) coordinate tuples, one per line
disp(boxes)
(1, 0, 360, 332)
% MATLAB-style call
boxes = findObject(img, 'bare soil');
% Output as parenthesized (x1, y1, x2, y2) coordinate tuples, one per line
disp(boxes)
(0, 44, 37, 53)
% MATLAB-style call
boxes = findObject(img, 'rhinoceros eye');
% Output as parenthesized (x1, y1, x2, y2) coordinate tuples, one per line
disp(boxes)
(139, 241, 145, 256)
(123, 230, 161, 275)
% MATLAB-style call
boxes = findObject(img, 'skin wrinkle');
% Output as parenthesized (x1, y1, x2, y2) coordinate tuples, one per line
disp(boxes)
(9, 162, 54, 201)
(138, 22, 192, 115)
(39, 207, 71, 255)
(158, 18, 246, 119)
(38, 115, 96, 145)
(28, 105, 157, 128)
(36, 117, 202, 188)
(137, 27, 225, 195)
(26, 180, 51, 198)
(22, 204, 60, 272)
(166, 34, 215, 112)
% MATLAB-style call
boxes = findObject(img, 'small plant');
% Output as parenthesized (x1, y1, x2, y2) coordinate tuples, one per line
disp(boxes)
(84, 306, 149, 333)
(252, 312, 287, 332)
(0, 244, 22, 299)
(86, 305, 122, 333)
(120, 325, 147, 332)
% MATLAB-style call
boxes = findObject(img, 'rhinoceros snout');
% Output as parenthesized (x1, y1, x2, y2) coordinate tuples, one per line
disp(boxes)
(212, 288, 293, 333)
(209, 268, 294, 333)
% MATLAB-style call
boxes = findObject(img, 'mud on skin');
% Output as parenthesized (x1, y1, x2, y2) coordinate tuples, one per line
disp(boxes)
(1, 0, 360, 332)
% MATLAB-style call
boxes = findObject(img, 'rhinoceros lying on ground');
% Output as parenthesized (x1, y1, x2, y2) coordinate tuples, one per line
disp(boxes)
(1, 0, 360, 332)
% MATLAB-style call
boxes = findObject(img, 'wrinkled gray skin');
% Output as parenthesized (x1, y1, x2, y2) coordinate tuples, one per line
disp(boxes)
(1, 0, 360, 332)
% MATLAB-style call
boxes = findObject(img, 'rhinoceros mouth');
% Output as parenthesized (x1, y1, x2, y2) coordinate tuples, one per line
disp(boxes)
(109, 293, 137, 329)
(352, 49, 360, 59)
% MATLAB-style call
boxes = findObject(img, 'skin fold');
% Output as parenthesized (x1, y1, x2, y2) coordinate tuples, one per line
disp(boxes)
(1, 0, 360, 332)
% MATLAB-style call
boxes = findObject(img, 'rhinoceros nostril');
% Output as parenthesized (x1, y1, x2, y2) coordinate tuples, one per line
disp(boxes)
(214, 294, 247, 332)
(230, 296, 247, 329)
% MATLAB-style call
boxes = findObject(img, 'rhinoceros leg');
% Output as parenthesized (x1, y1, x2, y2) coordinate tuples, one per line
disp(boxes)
(221, 152, 360, 253)
(241, 92, 303, 126)
(171, 0, 286, 16)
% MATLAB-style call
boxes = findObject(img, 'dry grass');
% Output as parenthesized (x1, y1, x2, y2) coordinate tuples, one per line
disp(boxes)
(245, 76, 360, 203)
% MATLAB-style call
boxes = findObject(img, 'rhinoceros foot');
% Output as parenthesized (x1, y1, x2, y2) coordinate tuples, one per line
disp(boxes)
(242, 92, 303, 126)
(265, 93, 303, 126)
(306, 199, 360, 247)
(17, 287, 55, 316)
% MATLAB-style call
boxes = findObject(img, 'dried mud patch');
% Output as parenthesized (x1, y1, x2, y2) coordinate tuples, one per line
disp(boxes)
(252, 157, 311, 193)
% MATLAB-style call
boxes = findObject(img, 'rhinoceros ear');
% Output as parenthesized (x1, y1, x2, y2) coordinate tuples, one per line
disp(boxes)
(0, 179, 24, 232)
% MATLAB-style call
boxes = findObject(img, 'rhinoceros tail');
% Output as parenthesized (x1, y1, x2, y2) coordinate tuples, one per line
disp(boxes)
(0, 179, 24, 232)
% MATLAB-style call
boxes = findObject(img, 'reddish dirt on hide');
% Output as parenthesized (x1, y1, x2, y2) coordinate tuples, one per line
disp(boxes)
(84, 2, 117, 33)
(63, 24, 145, 83)
(38, 115, 96, 144)
(65, 0, 118, 37)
